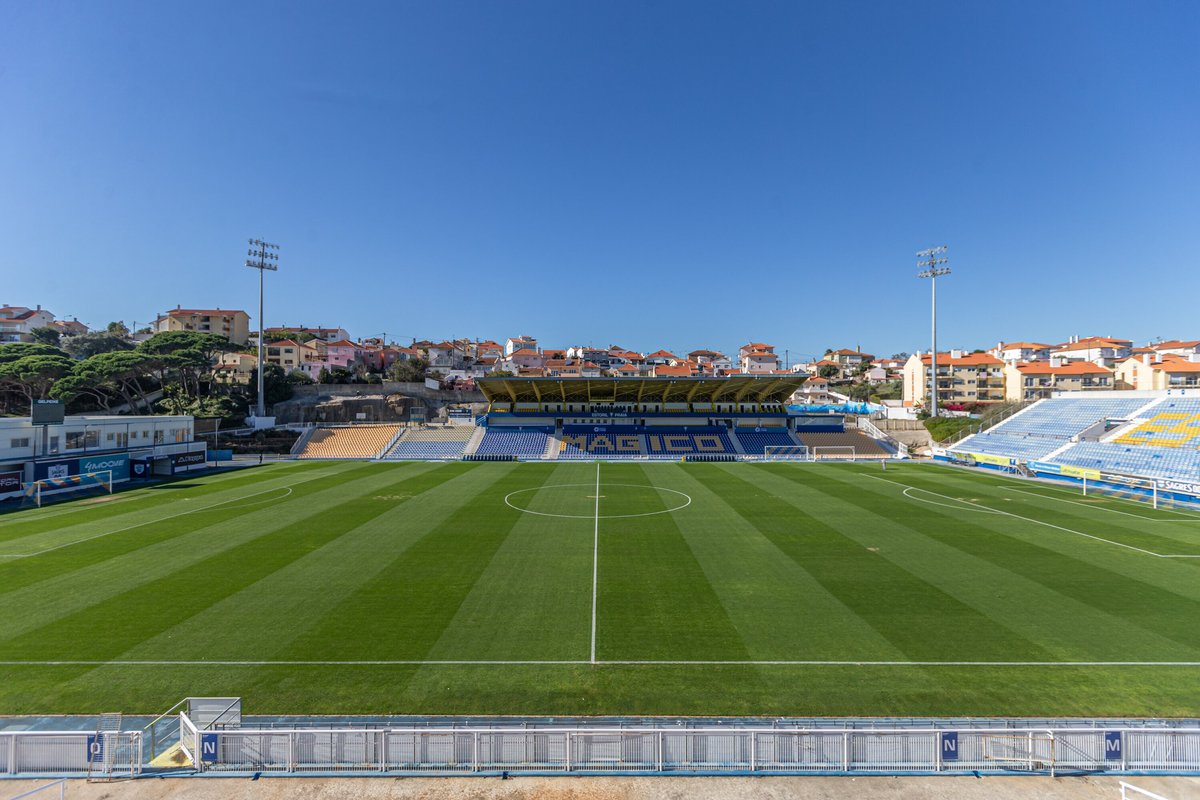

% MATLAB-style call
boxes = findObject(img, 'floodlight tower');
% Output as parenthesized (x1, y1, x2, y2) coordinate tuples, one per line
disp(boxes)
(916, 246, 950, 418)
(246, 239, 280, 420)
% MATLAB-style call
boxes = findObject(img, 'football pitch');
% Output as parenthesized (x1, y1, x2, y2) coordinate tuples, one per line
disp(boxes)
(2, 459, 1199, 717)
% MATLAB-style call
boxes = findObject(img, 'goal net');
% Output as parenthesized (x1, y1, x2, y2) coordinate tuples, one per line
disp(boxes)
(22, 470, 113, 508)
(1083, 474, 1160, 508)
(812, 446, 857, 461)
(762, 445, 809, 462)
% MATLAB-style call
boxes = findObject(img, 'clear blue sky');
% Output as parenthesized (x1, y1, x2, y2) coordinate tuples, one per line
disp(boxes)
(1, 0, 1197, 361)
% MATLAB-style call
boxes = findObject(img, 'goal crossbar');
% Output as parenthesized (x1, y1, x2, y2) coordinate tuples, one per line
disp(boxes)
(25, 470, 114, 508)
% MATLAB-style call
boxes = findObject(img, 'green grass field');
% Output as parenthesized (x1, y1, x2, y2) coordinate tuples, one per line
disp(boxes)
(2, 459, 1199, 717)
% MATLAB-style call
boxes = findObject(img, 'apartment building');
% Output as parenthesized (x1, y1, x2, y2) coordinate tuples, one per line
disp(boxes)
(902, 351, 1006, 408)
(1051, 336, 1132, 366)
(1005, 360, 1115, 401)
(1115, 353, 1200, 391)
(154, 307, 251, 344)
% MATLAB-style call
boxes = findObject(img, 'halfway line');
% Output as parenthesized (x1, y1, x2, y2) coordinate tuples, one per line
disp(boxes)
(590, 461, 600, 664)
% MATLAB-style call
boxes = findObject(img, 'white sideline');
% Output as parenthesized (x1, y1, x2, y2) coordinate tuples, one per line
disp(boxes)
(590, 462, 600, 664)
(2, 659, 1198, 667)
(868, 474, 1200, 559)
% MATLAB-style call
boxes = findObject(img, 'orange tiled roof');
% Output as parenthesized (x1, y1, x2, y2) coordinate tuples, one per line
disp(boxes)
(918, 352, 1004, 366)
(1016, 362, 1112, 375)
(169, 308, 246, 317)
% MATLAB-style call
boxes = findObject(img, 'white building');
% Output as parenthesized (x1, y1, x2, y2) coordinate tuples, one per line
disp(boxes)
(0, 414, 205, 498)
(0, 305, 57, 343)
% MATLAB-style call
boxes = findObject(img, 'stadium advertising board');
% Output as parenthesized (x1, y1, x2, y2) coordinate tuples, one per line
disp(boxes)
(1027, 461, 1061, 474)
(131, 459, 152, 480)
(1158, 478, 1200, 496)
(963, 451, 1014, 467)
(0, 470, 22, 497)
(34, 458, 78, 481)
(170, 450, 207, 471)
(80, 453, 130, 481)
(1060, 464, 1100, 480)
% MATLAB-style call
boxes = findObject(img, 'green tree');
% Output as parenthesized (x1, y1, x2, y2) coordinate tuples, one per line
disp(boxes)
(106, 321, 130, 337)
(29, 327, 61, 347)
(63, 331, 135, 359)
(388, 357, 429, 382)
(0, 353, 75, 408)
(818, 364, 840, 379)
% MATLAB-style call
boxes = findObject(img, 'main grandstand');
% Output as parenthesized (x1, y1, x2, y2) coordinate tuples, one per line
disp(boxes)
(289, 376, 898, 461)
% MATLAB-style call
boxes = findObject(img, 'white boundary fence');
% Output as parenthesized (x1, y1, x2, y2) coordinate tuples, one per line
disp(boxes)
(0, 731, 141, 777)
(176, 719, 1200, 776)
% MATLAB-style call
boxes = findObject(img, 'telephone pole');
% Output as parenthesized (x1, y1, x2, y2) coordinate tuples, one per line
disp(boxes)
(246, 239, 280, 420)
(917, 246, 950, 418)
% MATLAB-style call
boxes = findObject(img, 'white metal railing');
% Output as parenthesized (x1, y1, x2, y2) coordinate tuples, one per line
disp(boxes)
(1, 731, 141, 777)
(176, 725, 1200, 776)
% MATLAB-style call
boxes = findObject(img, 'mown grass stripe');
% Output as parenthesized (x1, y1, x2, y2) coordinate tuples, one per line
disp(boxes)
(0, 463, 454, 653)
(421, 463, 595, 661)
(265, 462, 542, 663)
(705, 464, 1056, 662)
(817, 466, 1200, 655)
(643, 464, 909, 661)
(594, 463, 753, 661)
(0, 462, 391, 596)
(103, 462, 476, 662)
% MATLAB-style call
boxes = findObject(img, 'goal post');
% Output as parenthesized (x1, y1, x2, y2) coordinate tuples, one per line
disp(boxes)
(762, 445, 810, 462)
(812, 446, 857, 461)
(24, 470, 114, 508)
(1082, 473, 1159, 509)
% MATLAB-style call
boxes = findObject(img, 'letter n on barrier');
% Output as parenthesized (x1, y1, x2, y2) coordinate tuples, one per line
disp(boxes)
(1105, 731, 1122, 761)
(941, 731, 958, 761)
(201, 733, 219, 763)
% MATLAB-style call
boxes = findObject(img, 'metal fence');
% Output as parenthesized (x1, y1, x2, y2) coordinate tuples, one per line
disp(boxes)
(1, 731, 141, 777)
(179, 719, 1200, 776)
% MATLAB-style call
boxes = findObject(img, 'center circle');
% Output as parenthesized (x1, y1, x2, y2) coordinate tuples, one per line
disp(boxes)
(504, 483, 692, 519)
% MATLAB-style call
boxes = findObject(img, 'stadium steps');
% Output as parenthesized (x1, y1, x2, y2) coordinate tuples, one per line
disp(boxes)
(378, 427, 408, 458)
(463, 426, 488, 456)
(289, 426, 316, 456)
(1100, 396, 1169, 442)
(1042, 440, 1077, 461)
(727, 431, 747, 455)
(543, 433, 560, 460)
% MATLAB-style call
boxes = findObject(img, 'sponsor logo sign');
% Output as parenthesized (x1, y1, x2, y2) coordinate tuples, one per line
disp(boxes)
(34, 459, 78, 481)
(0, 470, 22, 494)
(1159, 478, 1200, 496)
(170, 450, 207, 469)
(80, 452, 130, 481)
(1059, 464, 1100, 480)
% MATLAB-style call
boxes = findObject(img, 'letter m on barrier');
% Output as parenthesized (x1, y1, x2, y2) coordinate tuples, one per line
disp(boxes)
(941, 731, 958, 761)
(1105, 731, 1122, 761)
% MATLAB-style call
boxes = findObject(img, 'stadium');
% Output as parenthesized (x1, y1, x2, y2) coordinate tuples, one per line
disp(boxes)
(2, 377, 1199, 780)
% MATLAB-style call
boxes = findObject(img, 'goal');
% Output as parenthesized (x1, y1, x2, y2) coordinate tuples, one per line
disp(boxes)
(812, 446, 857, 461)
(762, 445, 810, 462)
(1083, 473, 1159, 509)
(23, 470, 113, 508)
